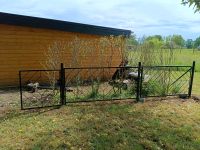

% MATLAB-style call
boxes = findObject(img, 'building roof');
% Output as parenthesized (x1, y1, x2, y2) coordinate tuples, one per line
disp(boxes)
(0, 12, 131, 37)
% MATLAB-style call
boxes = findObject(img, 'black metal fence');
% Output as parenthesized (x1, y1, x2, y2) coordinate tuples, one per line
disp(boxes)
(19, 70, 61, 109)
(19, 62, 195, 109)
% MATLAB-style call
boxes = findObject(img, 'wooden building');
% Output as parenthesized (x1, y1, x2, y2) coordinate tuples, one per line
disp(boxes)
(0, 12, 131, 86)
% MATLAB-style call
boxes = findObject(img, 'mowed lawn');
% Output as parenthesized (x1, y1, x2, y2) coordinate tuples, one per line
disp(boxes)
(173, 49, 200, 72)
(173, 49, 200, 95)
(0, 98, 200, 149)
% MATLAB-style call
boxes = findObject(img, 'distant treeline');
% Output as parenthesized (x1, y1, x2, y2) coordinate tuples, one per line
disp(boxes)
(127, 34, 200, 49)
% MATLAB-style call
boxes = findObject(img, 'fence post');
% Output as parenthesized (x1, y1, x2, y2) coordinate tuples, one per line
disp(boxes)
(19, 71, 23, 110)
(188, 61, 195, 97)
(140, 66, 143, 98)
(136, 62, 142, 101)
(60, 63, 66, 105)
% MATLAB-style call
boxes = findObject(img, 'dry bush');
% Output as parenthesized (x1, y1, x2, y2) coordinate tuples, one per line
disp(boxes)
(127, 40, 175, 95)
(42, 36, 127, 86)
(42, 41, 67, 88)
(127, 42, 175, 66)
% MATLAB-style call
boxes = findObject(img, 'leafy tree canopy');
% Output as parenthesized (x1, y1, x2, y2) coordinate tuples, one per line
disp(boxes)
(146, 35, 163, 41)
(194, 37, 200, 48)
(186, 39, 194, 49)
(145, 37, 163, 48)
(182, 0, 200, 13)
(127, 34, 138, 45)
(171, 35, 185, 48)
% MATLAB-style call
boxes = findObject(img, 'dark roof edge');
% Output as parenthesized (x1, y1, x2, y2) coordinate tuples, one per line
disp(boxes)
(0, 12, 131, 37)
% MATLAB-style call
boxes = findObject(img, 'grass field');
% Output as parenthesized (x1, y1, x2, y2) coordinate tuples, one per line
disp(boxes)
(0, 97, 200, 149)
(129, 48, 200, 95)
(168, 49, 200, 95)
(173, 49, 200, 72)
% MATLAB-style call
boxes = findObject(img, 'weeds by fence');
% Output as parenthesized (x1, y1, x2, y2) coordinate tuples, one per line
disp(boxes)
(19, 62, 195, 110)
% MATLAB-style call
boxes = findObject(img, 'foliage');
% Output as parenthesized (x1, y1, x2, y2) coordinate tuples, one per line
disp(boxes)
(171, 83, 182, 94)
(87, 81, 100, 99)
(186, 39, 194, 49)
(128, 43, 175, 66)
(146, 35, 163, 42)
(42, 35, 127, 89)
(42, 42, 66, 88)
(182, 0, 200, 13)
(194, 36, 200, 48)
(43, 35, 127, 69)
(145, 37, 163, 49)
(171, 35, 185, 48)
(141, 81, 159, 96)
(126, 34, 138, 46)
(141, 80, 170, 97)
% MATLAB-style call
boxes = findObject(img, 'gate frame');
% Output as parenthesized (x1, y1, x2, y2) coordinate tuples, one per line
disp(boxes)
(19, 61, 195, 110)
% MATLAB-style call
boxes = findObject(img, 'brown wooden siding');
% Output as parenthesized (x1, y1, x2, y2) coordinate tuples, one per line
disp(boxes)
(0, 24, 124, 86)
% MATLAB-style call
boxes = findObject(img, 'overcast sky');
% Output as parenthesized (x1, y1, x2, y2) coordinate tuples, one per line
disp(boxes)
(0, 0, 199, 39)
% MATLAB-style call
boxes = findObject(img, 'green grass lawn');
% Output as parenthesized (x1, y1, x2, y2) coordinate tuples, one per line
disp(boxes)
(174, 49, 200, 95)
(0, 98, 200, 149)
(168, 49, 200, 95)
(173, 49, 200, 72)
(193, 72, 200, 95)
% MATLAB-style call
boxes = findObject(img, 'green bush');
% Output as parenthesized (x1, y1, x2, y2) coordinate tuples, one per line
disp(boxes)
(87, 81, 100, 99)
(170, 83, 182, 94)
(141, 81, 168, 97)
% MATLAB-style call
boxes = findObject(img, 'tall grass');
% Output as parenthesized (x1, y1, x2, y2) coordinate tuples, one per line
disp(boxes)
(127, 43, 175, 66)
(127, 43, 176, 96)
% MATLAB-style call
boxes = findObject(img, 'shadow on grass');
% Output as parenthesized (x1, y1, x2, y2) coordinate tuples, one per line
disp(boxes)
(65, 98, 137, 107)
(1, 98, 137, 124)
(0, 105, 62, 123)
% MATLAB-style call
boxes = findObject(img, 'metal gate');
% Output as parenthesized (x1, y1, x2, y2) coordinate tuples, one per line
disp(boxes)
(64, 66, 139, 103)
(19, 70, 62, 109)
(19, 62, 195, 110)
(140, 63, 195, 98)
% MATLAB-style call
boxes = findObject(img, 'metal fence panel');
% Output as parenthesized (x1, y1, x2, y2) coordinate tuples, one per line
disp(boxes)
(19, 62, 195, 109)
(64, 66, 139, 103)
(19, 70, 61, 109)
(140, 66, 192, 98)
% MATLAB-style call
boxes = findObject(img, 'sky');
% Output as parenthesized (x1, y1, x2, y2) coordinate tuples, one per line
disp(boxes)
(0, 0, 199, 40)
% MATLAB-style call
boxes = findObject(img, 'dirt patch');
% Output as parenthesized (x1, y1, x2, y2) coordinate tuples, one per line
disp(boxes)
(0, 88, 20, 115)
(0, 88, 200, 112)
(192, 95, 200, 102)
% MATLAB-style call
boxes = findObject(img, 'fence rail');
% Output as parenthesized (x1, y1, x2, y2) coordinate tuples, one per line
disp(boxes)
(19, 62, 195, 110)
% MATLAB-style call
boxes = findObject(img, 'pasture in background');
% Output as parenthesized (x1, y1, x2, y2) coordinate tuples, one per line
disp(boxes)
(128, 48, 200, 95)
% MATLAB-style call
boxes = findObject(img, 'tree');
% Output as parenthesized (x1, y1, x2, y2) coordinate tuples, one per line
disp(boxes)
(171, 35, 185, 48)
(146, 35, 163, 41)
(127, 34, 138, 45)
(145, 37, 163, 49)
(182, 0, 200, 13)
(194, 36, 200, 48)
(163, 35, 174, 49)
(185, 39, 194, 49)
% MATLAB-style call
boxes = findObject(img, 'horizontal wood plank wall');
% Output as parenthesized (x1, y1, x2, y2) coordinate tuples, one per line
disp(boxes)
(0, 24, 123, 86)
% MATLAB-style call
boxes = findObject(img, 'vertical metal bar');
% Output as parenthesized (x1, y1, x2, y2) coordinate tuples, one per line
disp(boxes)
(60, 63, 65, 105)
(59, 65, 62, 105)
(140, 66, 144, 98)
(19, 71, 23, 110)
(63, 67, 66, 105)
(188, 61, 195, 97)
(136, 62, 141, 101)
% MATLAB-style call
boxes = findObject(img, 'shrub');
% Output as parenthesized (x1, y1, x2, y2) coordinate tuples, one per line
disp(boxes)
(141, 81, 168, 97)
